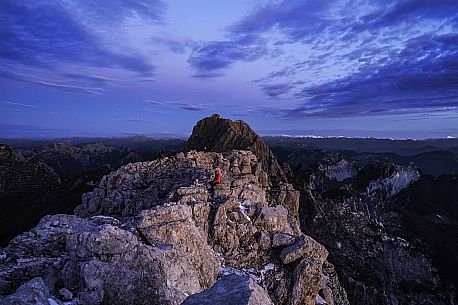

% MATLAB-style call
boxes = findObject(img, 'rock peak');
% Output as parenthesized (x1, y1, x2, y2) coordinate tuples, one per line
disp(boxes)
(184, 114, 286, 182)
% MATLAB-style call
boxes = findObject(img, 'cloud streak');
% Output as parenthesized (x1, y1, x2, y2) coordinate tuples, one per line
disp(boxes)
(0, 101, 36, 108)
(0, 70, 104, 94)
(143, 100, 208, 111)
(0, 0, 159, 76)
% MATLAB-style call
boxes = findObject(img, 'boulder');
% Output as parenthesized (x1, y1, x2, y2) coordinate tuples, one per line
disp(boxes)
(279, 235, 328, 265)
(137, 204, 220, 288)
(182, 274, 274, 305)
(0, 215, 206, 305)
(272, 233, 296, 248)
(255, 206, 289, 233)
(0, 277, 55, 305)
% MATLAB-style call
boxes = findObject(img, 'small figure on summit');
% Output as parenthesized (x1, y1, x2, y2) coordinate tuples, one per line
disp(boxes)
(209, 167, 221, 195)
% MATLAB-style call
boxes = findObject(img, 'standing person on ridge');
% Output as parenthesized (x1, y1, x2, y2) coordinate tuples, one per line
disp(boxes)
(209, 167, 221, 195)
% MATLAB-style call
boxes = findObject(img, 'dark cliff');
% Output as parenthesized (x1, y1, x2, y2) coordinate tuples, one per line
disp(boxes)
(184, 114, 287, 182)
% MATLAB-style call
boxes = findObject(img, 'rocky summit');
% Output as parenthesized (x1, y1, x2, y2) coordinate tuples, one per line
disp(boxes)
(184, 114, 287, 182)
(0, 116, 349, 305)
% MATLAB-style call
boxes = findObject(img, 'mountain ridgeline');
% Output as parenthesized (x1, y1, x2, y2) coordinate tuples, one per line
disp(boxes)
(0, 115, 456, 305)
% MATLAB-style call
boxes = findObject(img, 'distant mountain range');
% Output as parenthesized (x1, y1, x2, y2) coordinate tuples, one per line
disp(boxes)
(265, 136, 458, 176)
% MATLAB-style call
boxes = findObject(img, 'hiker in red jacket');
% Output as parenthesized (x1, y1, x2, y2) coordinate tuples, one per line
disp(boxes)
(209, 167, 221, 195)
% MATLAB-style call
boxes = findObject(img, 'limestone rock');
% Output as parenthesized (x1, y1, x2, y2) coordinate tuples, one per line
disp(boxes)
(272, 233, 296, 248)
(1, 147, 344, 305)
(0, 277, 54, 305)
(255, 206, 289, 233)
(183, 114, 287, 182)
(181, 274, 274, 305)
(58, 288, 73, 301)
(279, 235, 328, 265)
(0, 215, 206, 305)
(137, 204, 221, 288)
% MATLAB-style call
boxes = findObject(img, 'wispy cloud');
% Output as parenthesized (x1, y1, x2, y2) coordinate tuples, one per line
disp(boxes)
(0, 101, 36, 108)
(187, 37, 267, 75)
(143, 99, 208, 111)
(144, 99, 165, 105)
(125, 119, 156, 124)
(0, 70, 104, 95)
(168, 102, 208, 111)
(0, 0, 160, 76)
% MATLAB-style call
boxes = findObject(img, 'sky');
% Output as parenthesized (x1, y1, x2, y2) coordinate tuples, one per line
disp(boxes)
(0, 0, 458, 139)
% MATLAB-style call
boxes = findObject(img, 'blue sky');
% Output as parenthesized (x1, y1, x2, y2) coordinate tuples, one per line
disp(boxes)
(1, 0, 457, 139)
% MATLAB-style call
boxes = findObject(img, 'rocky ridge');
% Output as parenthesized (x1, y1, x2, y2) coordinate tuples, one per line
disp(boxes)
(283, 148, 457, 305)
(184, 114, 288, 182)
(0, 116, 349, 305)
(0, 144, 60, 197)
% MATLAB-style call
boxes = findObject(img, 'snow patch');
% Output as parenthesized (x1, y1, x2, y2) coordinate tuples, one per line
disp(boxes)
(367, 166, 420, 198)
(91, 215, 118, 221)
(316, 295, 327, 304)
(239, 202, 251, 221)
(0, 250, 6, 260)
(322, 160, 356, 182)
(218, 264, 274, 284)
(48, 298, 59, 305)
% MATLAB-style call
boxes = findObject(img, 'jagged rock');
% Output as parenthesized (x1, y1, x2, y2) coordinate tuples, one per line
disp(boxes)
(290, 259, 324, 305)
(0, 277, 55, 305)
(27, 141, 155, 179)
(183, 114, 287, 182)
(58, 288, 73, 301)
(137, 203, 221, 288)
(181, 274, 274, 305)
(0, 215, 206, 305)
(0, 144, 111, 247)
(0, 144, 60, 197)
(321, 261, 350, 305)
(279, 235, 328, 265)
(285, 150, 455, 305)
(272, 233, 295, 248)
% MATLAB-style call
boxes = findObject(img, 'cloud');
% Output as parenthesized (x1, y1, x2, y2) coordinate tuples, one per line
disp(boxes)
(125, 119, 156, 124)
(71, 0, 166, 24)
(284, 33, 458, 118)
(169, 102, 208, 111)
(187, 36, 267, 74)
(142, 99, 208, 111)
(151, 36, 196, 54)
(0, 0, 158, 75)
(0, 70, 104, 95)
(261, 82, 302, 97)
(229, 0, 330, 40)
(0, 101, 36, 108)
(144, 100, 165, 105)
(61, 73, 118, 86)
(352, 0, 458, 34)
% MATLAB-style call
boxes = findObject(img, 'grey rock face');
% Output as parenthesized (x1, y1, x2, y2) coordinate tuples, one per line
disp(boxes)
(183, 114, 287, 182)
(0, 214, 205, 305)
(58, 288, 72, 301)
(1, 148, 348, 305)
(182, 274, 274, 305)
(0, 277, 54, 305)
(295, 160, 456, 305)
(279, 235, 328, 265)
(137, 203, 220, 288)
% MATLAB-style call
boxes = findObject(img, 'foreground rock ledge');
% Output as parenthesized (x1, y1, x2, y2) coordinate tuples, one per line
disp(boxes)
(182, 274, 274, 305)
